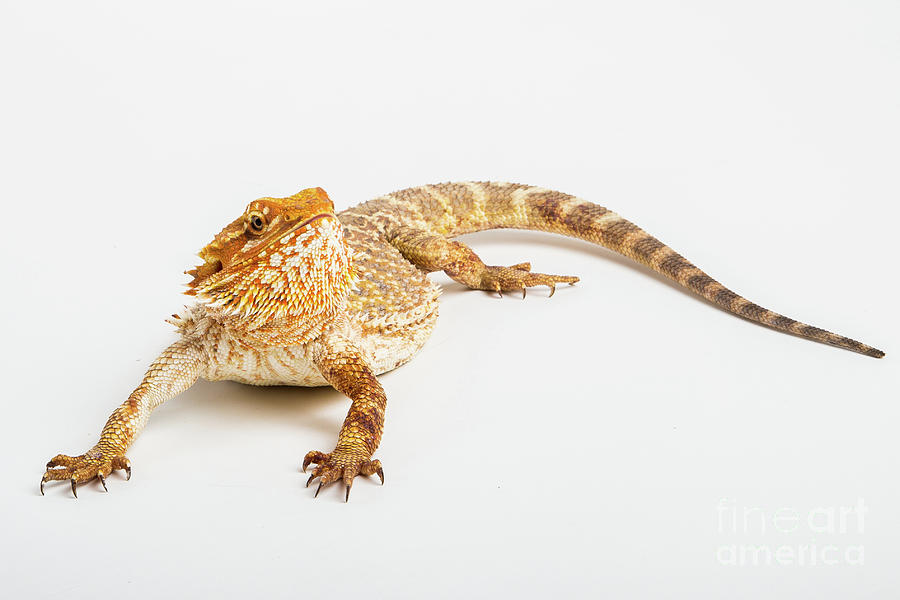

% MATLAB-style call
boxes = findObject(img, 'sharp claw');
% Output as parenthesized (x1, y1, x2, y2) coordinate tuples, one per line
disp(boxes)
(98, 474, 108, 492)
(40, 476, 46, 496)
(345, 484, 351, 502)
(70, 479, 78, 498)
(522, 288, 526, 299)
(306, 474, 316, 488)
(314, 482, 324, 498)
(376, 467, 384, 485)
(548, 284, 556, 298)
(302, 456, 312, 472)
(125, 465, 132, 481)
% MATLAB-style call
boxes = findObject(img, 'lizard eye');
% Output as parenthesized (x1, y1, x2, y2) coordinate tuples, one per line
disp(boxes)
(247, 212, 266, 234)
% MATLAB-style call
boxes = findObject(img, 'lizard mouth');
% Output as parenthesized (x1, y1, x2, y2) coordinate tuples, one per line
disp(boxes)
(187, 212, 338, 292)
(189, 257, 223, 280)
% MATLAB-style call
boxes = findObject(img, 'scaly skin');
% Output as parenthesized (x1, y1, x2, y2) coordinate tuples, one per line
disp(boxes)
(42, 182, 884, 499)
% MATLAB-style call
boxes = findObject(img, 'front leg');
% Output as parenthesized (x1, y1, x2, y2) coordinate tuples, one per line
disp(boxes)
(41, 339, 204, 497)
(303, 333, 386, 501)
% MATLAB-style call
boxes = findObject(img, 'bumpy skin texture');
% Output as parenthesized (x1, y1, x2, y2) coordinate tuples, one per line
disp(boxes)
(42, 182, 884, 499)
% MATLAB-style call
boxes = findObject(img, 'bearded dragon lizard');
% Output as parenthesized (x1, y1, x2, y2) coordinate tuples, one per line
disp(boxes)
(41, 182, 885, 500)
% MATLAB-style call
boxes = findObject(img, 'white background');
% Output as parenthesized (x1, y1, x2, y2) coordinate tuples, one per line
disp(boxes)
(1, 1, 898, 598)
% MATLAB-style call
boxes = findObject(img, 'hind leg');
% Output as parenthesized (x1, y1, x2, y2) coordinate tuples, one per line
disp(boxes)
(386, 226, 578, 297)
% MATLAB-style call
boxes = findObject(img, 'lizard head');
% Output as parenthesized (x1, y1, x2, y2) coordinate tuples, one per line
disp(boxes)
(185, 187, 355, 324)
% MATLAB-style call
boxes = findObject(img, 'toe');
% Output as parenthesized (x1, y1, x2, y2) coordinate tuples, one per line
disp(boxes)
(302, 450, 327, 472)
(47, 454, 78, 469)
(360, 459, 384, 484)
(342, 466, 356, 487)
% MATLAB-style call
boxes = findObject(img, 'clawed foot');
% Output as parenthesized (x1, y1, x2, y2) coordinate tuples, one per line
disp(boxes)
(481, 262, 578, 297)
(41, 450, 131, 497)
(302, 450, 383, 502)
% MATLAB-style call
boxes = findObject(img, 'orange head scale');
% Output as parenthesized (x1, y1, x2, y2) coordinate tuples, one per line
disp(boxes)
(186, 188, 356, 324)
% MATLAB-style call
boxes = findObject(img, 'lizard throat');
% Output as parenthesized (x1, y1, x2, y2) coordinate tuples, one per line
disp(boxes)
(191, 217, 356, 340)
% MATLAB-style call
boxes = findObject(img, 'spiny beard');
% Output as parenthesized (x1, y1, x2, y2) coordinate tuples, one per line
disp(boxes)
(193, 218, 356, 336)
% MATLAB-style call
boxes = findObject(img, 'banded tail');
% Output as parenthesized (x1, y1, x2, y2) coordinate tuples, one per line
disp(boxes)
(375, 181, 884, 358)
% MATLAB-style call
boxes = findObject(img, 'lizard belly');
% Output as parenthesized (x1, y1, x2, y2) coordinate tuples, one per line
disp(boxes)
(201, 321, 439, 387)
(171, 305, 327, 386)
(177, 301, 440, 387)
(354, 308, 439, 377)
(204, 337, 329, 387)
